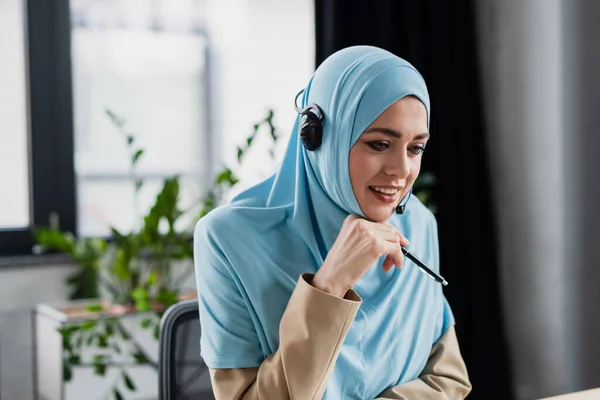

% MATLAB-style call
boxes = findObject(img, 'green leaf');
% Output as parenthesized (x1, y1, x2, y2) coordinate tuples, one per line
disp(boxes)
(66, 267, 99, 300)
(253, 123, 259, 131)
(135, 300, 151, 312)
(63, 337, 72, 352)
(86, 303, 103, 312)
(131, 287, 148, 301)
(68, 355, 81, 365)
(93, 354, 105, 363)
(146, 271, 158, 286)
(63, 364, 73, 382)
(35, 228, 75, 254)
(57, 325, 77, 340)
(113, 248, 131, 280)
(216, 169, 238, 186)
(133, 352, 148, 364)
(114, 388, 124, 400)
(140, 317, 152, 329)
(132, 287, 151, 311)
(132, 149, 144, 165)
(80, 320, 96, 331)
(126, 135, 134, 145)
(93, 362, 107, 376)
(105, 109, 125, 128)
(153, 324, 160, 340)
(123, 371, 136, 391)
(110, 228, 127, 245)
(141, 177, 181, 244)
(237, 147, 243, 162)
(75, 334, 83, 348)
(155, 288, 178, 307)
(246, 137, 253, 146)
(119, 326, 130, 340)
(135, 179, 143, 191)
(98, 335, 108, 348)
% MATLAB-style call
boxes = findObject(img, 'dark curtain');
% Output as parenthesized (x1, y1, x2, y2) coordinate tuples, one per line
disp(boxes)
(314, 1, 513, 399)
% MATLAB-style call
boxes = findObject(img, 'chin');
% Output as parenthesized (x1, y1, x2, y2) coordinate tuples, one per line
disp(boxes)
(364, 207, 395, 223)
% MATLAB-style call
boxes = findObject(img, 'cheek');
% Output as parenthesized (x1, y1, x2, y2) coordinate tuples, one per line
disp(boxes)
(348, 150, 362, 193)
(349, 149, 380, 190)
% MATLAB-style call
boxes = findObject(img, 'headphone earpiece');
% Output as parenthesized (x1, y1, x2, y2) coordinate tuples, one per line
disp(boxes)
(395, 189, 413, 214)
(294, 89, 324, 151)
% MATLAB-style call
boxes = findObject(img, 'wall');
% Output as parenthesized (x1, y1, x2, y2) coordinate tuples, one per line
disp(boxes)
(0, 258, 197, 400)
(0, 260, 77, 400)
(475, 0, 567, 398)
(562, 0, 600, 393)
(477, 0, 600, 398)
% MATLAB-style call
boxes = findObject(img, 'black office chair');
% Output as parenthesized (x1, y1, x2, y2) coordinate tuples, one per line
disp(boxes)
(158, 300, 215, 400)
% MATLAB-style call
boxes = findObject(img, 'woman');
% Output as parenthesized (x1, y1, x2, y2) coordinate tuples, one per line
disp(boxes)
(194, 46, 471, 399)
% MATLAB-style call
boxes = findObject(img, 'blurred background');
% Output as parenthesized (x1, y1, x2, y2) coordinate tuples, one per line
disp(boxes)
(0, 0, 598, 399)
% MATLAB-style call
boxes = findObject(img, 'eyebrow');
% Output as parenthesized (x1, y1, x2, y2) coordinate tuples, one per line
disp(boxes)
(364, 127, 430, 140)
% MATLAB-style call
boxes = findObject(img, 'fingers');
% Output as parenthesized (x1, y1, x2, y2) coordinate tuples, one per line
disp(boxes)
(374, 229, 401, 244)
(375, 223, 410, 247)
(345, 215, 408, 273)
(382, 254, 396, 272)
(381, 241, 404, 270)
(347, 215, 410, 247)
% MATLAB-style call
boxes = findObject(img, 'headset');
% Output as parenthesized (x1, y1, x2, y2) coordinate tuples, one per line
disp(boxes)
(395, 189, 412, 214)
(294, 88, 411, 214)
(294, 89, 324, 151)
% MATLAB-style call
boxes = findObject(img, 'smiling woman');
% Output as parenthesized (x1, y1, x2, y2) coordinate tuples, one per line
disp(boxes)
(349, 96, 430, 222)
(194, 46, 471, 399)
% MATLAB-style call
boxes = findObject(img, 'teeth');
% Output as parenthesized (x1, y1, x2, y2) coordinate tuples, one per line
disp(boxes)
(371, 187, 399, 195)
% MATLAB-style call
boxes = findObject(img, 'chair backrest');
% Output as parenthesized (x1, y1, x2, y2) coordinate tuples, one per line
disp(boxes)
(158, 299, 215, 400)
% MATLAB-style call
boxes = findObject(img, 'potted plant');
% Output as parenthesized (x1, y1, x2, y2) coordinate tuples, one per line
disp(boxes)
(33, 109, 279, 400)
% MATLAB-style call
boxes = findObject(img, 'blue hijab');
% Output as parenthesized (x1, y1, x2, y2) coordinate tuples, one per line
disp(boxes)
(195, 46, 454, 399)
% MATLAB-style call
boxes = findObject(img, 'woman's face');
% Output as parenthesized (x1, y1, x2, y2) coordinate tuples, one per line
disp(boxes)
(349, 96, 429, 222)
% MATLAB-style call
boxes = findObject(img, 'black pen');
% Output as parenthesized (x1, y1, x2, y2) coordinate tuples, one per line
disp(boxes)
(401, 247, 448, 286)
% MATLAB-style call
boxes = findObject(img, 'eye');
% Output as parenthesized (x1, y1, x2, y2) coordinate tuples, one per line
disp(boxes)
(366, 141, 390, 152)
(408, 145, 426, 155)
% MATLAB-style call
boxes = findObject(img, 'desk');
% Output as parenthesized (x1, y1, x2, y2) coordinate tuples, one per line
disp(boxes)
(539, 388, 600, 400)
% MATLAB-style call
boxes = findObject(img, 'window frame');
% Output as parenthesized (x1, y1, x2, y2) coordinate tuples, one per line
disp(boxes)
(0, 0, 76, 256)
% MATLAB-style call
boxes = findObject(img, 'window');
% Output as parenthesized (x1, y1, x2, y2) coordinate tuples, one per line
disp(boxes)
(0, 0, 76, 255)
(69, 0, 315, 235)
(0, 0, 314, 255)
(70, 0, 211, 236)
(199, 0, 315, 197)
(0, 0, 29, 230)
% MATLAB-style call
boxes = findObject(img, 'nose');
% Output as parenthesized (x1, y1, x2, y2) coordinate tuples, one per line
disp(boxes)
(383, 150, 411, 179)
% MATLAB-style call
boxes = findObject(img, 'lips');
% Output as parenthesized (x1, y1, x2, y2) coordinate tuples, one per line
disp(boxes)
(368, 186, 401, 204)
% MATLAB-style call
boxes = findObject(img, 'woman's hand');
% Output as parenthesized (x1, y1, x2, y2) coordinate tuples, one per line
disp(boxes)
(311, 214, 410, 297)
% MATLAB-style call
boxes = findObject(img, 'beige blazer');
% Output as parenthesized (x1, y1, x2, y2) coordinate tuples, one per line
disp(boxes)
(208, 274, 472, 399)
